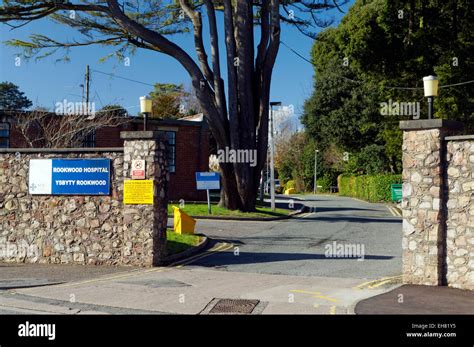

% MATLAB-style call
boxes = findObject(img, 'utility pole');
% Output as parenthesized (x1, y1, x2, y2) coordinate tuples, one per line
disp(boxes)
(269, 101, 281, 211)
(313, 149, 319, 194)
(266, 152, 269, 195)
(85, 65, 90, 114)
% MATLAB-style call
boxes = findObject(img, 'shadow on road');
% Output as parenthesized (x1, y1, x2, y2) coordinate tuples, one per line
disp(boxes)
(191, 250, 393, 267)
(294, 216, 402, 224)
(309, 207, 382, 213)
(260, 201, 305, 211)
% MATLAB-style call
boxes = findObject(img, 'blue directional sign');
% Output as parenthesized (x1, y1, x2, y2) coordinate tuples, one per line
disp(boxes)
(29, 159, 110, 195)
(195, 172, 220, 190)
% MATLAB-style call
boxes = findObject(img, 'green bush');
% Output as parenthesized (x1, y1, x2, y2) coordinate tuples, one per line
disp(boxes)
(317, 174, 333, 193)
(338, 174, 401, 202)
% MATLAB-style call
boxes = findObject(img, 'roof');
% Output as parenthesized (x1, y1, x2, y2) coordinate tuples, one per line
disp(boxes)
(178, 113, 204, 122)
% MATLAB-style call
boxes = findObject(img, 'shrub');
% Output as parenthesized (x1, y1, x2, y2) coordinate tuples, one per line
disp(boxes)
(338, 174, 401, 202)
(368, 174, 402, 202)
(317, 174, 333, 193)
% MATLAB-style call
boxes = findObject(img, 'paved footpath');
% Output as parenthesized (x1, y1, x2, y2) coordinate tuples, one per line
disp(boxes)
(0, 195, 404, 314)
(0, 258, 401, 314)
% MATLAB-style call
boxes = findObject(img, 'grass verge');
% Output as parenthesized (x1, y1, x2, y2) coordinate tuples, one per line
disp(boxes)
(166, 230, 203, 256)
(167, 202, 291, 218)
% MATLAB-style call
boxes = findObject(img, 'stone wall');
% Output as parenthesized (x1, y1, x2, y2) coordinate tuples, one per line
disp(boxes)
(400, 120, 473, 290)
(0, 132, 170, 266)
(446, 137, 474, 290)
(0, 149, 124, 265)
(401, 127, 445, 286)
(121, 132, 169, 266)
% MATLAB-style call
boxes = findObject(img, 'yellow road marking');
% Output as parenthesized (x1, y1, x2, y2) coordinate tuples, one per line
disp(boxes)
(20, 267, 167, 291)
(171, 242, 231, 265)
(170, 242, 227, 266)
(329, 306, 337, 315)
(368, 279, 396, 289)
(314, 295, 338, 303)
(290, 290, 338, 303)
(20, 242, 233, 291)
(290, 290, 322, 295)
(353, 275, 402, 290)
(171, 242, 234, 267)
(387, 206, 402, 217)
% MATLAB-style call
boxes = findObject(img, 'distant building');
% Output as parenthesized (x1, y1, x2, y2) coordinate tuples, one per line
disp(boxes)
(1, 113, 209, 201)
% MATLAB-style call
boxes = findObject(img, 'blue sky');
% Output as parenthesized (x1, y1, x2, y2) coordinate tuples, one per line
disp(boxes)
(0, 2, 353, 119)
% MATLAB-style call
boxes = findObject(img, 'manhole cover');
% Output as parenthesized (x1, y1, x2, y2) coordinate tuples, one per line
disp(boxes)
(209, 299, 260, 314)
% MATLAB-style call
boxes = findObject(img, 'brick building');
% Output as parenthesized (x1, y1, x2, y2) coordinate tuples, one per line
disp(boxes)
(0, 113, 209, 201)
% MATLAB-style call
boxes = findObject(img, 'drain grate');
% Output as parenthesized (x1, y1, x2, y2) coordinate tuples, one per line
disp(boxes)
(209, 299, 260, 314)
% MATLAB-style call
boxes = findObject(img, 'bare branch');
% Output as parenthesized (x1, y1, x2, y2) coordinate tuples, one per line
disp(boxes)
(10, 110, 129, 148)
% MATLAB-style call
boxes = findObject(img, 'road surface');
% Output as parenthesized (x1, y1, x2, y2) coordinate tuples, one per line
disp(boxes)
(0, 194, 403, 314)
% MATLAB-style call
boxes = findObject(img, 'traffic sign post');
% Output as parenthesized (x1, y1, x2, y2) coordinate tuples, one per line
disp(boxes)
(207, 189, 211, 214)
(195, 172, 220, 215)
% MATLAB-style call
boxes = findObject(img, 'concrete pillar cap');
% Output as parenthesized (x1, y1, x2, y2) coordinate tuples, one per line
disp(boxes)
(120, 131, 164, 140)
(399, 119, 463, 131)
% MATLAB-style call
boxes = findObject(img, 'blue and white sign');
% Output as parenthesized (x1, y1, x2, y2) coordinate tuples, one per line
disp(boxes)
(29, 159, 110, 195)
(195, 172, 220, 190)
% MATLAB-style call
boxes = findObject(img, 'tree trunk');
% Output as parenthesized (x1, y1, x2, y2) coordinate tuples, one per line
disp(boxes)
(0, 1, 338, 213)
(218, 162, 242, 210)
(106, 0, 279, 212)
(218, 163, 259, 212)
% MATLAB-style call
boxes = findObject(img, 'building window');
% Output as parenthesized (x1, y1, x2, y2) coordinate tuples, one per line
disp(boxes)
(0, 123, 10, 148)
(158, 130, 176, 173)
(82, 130, 96, 148)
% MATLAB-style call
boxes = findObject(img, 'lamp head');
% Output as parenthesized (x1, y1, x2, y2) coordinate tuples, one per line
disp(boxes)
(423, 75, 439, 97)
(140, 96, 152, 113)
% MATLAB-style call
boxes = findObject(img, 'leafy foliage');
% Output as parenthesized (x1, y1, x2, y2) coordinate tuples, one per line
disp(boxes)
(338, 173, 402, 202)
(0, 0, 351, 211)
(302, 0, 474, 186)
(317, 173, 333, 193)
(148, 83, 199, 119)
(0, 81, 32, 111)
(96, 104, 129, 118)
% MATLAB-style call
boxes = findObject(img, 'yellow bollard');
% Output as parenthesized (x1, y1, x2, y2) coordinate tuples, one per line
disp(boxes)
(172, 206, 196, 234)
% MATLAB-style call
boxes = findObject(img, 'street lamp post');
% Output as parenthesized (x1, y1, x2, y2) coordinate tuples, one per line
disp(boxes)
(140, 96, 152, 130)
(269, 101, 281, 211)
(423, 75, 439, 119)
(266, 153, 270, 195)
(313, 149, 319, 194)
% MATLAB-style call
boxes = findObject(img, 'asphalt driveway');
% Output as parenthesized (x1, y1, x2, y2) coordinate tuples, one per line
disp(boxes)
(191, 194, 402, 279)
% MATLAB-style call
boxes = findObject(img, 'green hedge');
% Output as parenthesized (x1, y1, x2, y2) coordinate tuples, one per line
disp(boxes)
(338, 174, 402, 202)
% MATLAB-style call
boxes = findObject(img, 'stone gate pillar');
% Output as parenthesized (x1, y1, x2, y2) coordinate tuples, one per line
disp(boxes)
(400, 120, 462, 285)
(120, 131, 169, 266)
